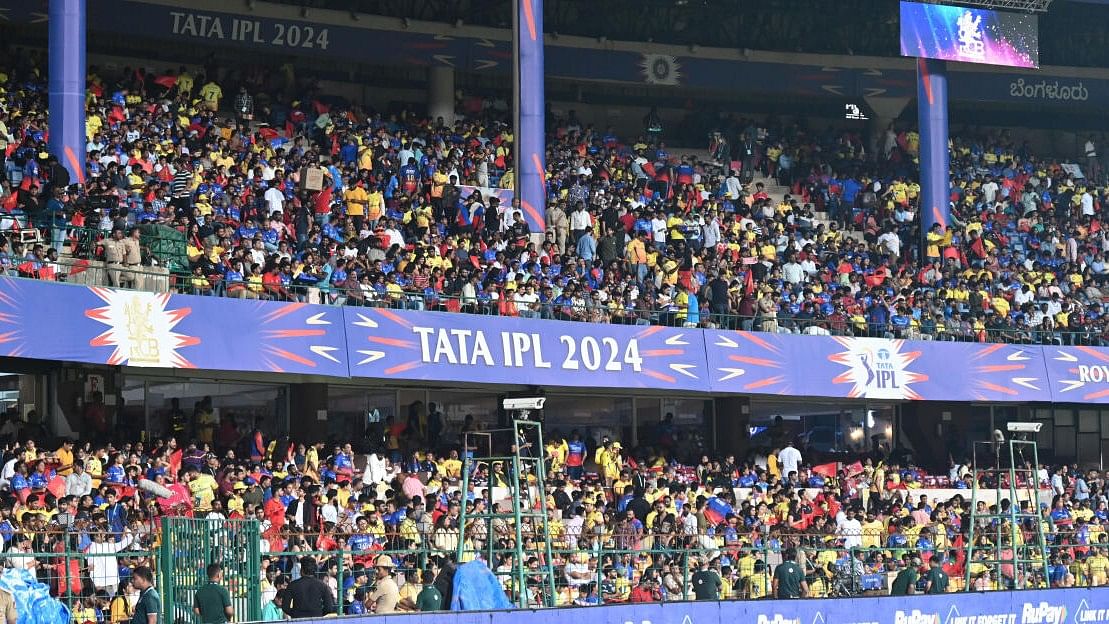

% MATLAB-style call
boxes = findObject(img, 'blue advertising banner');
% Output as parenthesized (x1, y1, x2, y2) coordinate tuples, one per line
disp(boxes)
(343, 307, 707, 391)
(6, 277, 1109, 404)
(704, 330, 1052, 402)
(288, 587, 1107, 624)
(0, 278, 347, 377)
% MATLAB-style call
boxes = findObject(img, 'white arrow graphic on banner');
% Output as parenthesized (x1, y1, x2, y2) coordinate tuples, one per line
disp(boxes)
(1059, 379, 1084, 393)
(715, 335, 738, 348)
(1007, 349, 1030, 361)
(1054, 350, 1078, 362)
(1011, 377, 1040, 390)
(665, 334, 689, 346)
(310, 346, 340, 363)
(718, 368, 745, 381)
(353, 314, 379, 329)
(669, 364, 698, 379)
(357, 350, 386, 365)
(305, 313, 331, 325)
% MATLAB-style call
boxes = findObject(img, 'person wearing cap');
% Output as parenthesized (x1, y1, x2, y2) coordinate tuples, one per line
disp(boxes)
(366, 554, 399, 613)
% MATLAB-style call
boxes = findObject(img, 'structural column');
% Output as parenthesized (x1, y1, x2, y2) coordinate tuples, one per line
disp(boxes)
(514, 0, 546, 232)
(916, 58, 949, 245)
(48, 0, 87, 184)
(427, 66, 455, 125)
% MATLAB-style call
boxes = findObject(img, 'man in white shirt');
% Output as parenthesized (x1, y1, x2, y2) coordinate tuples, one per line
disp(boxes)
(87, 529, 135, 593)
(838, 511, 863, 549)
(778, 442, 802, 480)
(65, 460, 93, 497)
(878, 229, 902, 259)
(264, 186, 285, 215)
(782, 259, 804, 285)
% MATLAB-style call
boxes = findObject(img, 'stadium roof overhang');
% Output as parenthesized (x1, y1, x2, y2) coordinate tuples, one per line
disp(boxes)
(925, 0, 1053, 11)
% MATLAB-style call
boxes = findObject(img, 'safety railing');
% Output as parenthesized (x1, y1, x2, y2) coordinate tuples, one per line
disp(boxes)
(3, 530, 157, 614)
(253, 527, 1100, 611)
(5, 220, 1108, 347)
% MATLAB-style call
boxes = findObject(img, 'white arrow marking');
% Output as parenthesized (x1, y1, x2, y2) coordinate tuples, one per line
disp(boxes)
(863, 87, 887, 97)
(1054, 350, 1077, 362)
(305, 312, 331, 325)
(718, 368, 746, 381)
(474, 59, 498, 70)
(669, 363, 698, 379)
(812, 612, 826, 624)
(1011, 377, 1039, 390)
(357, 350, 386, 365)
(1059, 379, 1085, 393)
(1006, 349, 1030, 361)
(353, 314, 378, 329)
(820, 66, 841, 72)
(432, 54, 455, 67)
(821, 85, 845, 96)
(715, 335, 738, 348)
(310, 346, 340, 363)
(946, 605, 960, 624)
(863, 68, 883, 76)
(475, 38, 495, 47)
(664, 333, 688, 346)
(30, 12, 47, 24)
(433, 34, 454, 41)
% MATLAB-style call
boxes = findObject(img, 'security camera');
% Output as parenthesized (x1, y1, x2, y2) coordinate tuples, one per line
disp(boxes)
(503, 397, 545, 411)
(1006, 422, 1042, 434)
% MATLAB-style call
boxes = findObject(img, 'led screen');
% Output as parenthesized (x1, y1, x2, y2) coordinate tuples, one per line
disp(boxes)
(900, 1, 1039, 68)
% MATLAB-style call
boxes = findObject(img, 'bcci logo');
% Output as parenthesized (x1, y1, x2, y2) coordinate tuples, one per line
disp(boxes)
(640, 54, 682, 86)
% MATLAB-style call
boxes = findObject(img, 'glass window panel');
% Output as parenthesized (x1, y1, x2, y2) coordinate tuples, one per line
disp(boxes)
(1077, 433, 1100, 469)
(544, 395, 632, 444)
(1054, 409, 1075, 426)
(1079, 410, 1099, 433)
(1054, 426, 1076, 461)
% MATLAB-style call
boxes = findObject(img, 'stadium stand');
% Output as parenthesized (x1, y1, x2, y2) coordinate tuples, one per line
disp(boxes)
(0, 46, 1104, 614)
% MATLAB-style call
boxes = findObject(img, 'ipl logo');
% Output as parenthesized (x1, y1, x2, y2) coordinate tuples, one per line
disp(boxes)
(830, 338, 927, 400)
(956, 10, 986, 61)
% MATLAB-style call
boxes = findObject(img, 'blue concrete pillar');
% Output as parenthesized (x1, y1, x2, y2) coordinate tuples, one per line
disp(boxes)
(916, 58, 949, 244)
(515, 0, 545, 232)
(48, 0, 87, 184)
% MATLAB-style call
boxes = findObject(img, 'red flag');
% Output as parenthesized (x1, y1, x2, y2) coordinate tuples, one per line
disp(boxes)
(46, 476, 66, 499)
(812, 462, 838, 478)
(168, 449, 183, 479)
(846, 461, 864, 476)
(153, 75, 178, 89)
(744, 268, 755, 295)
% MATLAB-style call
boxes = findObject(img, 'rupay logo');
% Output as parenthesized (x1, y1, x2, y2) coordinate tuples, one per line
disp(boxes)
(1021, 602, 1066, 624)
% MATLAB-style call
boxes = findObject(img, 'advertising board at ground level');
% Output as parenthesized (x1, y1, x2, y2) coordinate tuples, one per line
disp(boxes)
(283, 588, 1106, 624)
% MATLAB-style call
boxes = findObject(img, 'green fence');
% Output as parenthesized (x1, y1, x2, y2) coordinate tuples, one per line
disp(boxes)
(160, 517, 261, 624)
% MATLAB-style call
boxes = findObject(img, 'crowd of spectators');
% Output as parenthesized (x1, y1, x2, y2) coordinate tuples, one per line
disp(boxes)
(2, 54, 1109, 347)
(0, 402, 1104, 617)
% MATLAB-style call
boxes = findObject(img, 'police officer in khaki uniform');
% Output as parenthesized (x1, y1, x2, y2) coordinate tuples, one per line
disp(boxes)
(101, 228, 127, 287)
(122, 228, 143, 289)
(0, 586, 17, 624)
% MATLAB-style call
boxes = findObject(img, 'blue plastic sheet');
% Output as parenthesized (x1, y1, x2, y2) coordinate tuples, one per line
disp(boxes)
(0, 568, 70, 624)
(449, 560, 514, 611)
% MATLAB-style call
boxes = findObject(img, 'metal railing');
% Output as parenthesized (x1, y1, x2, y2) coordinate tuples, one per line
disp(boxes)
(6, 525, 1101, 617)
(3, 217, 1105, 347)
